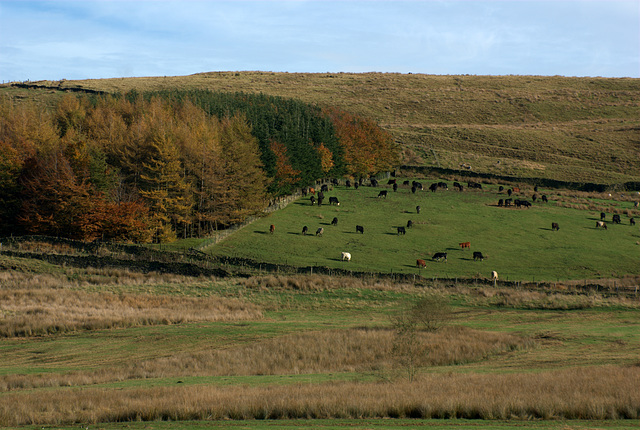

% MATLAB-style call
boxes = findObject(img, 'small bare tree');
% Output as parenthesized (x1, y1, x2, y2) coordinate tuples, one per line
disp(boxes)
(390, 293, 451, 381)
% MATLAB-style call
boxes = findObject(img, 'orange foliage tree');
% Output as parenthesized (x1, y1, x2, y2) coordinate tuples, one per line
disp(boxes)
(269, 139, 301, 194)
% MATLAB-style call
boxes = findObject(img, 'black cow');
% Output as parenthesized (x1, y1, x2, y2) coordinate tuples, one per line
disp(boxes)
(437, 182, 448, 190)
(414, 182, 423, 191)
(473, 251, 484, 261)
(532, 194, 538, 202)
(612, 214, 621, 224)
(468, 181, 482, 190)
(600, 212, 606, 221)
(416, 205, 421, 214)
(407, 220, 413, 228)
(370, 178, 378, 187)
(507, 189, 513, 196)
(541, 195, 548, 203)
(302, 226, 308, 235)
(520, 200, 531, 208)
(356, 225, 364, 234)
(631, 218, 636, 226)
(552, 222, 559, 231)
(331, 217, 338, 226)
(504, 198, 513, 206)
(498, 199, 504, 207)
(346, 180, 352, 188)
(403, 180, 411, 186)
(429, 183, 438, 192)
(317, 196, 324, 206)
(393, 183, 398, 192)
(329, 196, 340, 206)
(317, 191, 324, 199)
(310, 196, 316, 205)
(377, 190, 388, 198)
(411, 186, 417, 194)
(302, 188, 308, 197)
(354, 182, 359, 190)
(321, 184, 329, 192)
(387, 179, 396, 185)
(397, 226, 406, 235)
(453, 182, 463, 191)
(316, 227, 324, 236)
(432, 252, 447, 262)
(498, 186, 504, 192)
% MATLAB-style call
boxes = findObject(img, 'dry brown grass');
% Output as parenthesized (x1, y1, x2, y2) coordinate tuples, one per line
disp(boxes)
(241, 274, 415, 292)
(0, 325, 529, 391)
(1, 366, 637, 425)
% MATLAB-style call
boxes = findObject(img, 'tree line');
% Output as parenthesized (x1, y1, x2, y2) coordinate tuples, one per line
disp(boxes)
(0, 90, 398, 242)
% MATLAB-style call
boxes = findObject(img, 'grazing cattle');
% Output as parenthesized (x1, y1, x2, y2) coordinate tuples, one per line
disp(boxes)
(397, 226, 406, 235)
(393, 183, 398, 192)
(498, 199, 504, 207)
(552, 222, 559, 231)
(596, 221, 607, 229)
(341, 252, 351, 262)
(331, 217, 338, 226)
(356, 225, 364, 234)
(309, 187, 315, 195)
(411, 186, 417, 194)
(377, 190, 388, 198)
(437, 182, 448, 190)
(317, 191, 324, 199)
(316, 227, 324, 236)
(630, 218, 635, 226)
(600, 212, 606, 221)
(498, 186, 504, 192)
(429, 183, 438, 192)
(467, 181, 482, 190)
(473, 251, 484, 261)
(416, 205, 421, 214)
(454, 182, 464, 191)
(491, 271, 498, 281)
(504, 198, 513, 207)
(310, 196, 316, 205)
(321, 184, 329, 192)
(387, 179, 396, 185)
(532, 194, 538, 202)
(269, 224, 275, 234)
(520, 200, 531, 208)
(612, 214, 621, 224)
(302, 188, 308, 197)
(331, 178, 339, 186)
(459, 241, 471, 250)
(403, 180, 411, 186)
(413, 181, 424, 191)
(302, 226, 308, 235)
(346, 179, 351, 188)
(432, 252, 447, 262)
(354, 182, 359, 190)
(407, 220, 413, 228)
(370, 178, 378, 187)
(416, 259, 427, 268)
(329, 196, 340, 206)
(541, 195, 548, 203)
(317, 196, 324, 206)
(512, 187, 520, 193)
(534, 185, 539, 192)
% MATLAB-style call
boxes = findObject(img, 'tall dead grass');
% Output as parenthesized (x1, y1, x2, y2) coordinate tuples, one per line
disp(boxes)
(0, 326, 529, 391)
(0, 288, 262, 337)
(1, 366, 637, 425)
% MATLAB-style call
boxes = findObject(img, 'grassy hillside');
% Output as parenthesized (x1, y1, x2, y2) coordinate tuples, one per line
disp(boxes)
(3, 72, 639, 184)
(208, 178, 640, 282)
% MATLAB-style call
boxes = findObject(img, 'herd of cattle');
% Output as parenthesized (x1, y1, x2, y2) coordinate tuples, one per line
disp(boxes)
(269, 176, 638, 281)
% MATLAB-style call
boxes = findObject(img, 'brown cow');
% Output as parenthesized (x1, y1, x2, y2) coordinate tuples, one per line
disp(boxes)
(459, 242, 471, 249)
(596, 221, 607, 230)
(416, 259, 426, 268)
(269, 224, 275, 234)
(552, 222, 559, 231)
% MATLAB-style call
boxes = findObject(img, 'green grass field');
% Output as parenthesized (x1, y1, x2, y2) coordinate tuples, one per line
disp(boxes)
(208, 179, 640, 282)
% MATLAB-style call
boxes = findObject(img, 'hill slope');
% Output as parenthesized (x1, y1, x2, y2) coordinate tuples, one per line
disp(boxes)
(2, 72, 639, 184)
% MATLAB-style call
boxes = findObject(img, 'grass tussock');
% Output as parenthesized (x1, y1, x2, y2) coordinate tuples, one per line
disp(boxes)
(0, 288, 262, 337)
(1, 366, 637, 426)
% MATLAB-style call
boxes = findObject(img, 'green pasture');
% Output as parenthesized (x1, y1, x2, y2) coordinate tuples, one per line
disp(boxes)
(209, 180, 640, 282)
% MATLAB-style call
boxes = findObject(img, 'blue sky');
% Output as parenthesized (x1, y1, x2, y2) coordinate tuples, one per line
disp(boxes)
(0, 0, 638, 81)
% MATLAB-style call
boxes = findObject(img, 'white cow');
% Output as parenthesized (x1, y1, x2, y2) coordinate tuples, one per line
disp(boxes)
(491, 271, 498, 281)
(341, 252, 351, 262)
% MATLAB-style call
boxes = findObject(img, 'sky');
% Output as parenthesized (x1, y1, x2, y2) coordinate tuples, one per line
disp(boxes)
(0, 0, 638, 82)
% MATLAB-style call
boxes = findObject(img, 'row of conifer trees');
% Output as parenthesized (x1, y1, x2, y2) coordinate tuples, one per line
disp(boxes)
(0, 90, 398, 242)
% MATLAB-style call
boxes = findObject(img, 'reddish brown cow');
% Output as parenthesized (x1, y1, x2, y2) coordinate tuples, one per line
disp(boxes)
(416, 259, 426, 268)
(459, 242, 471, 249)
(269, 224, 275, 234)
